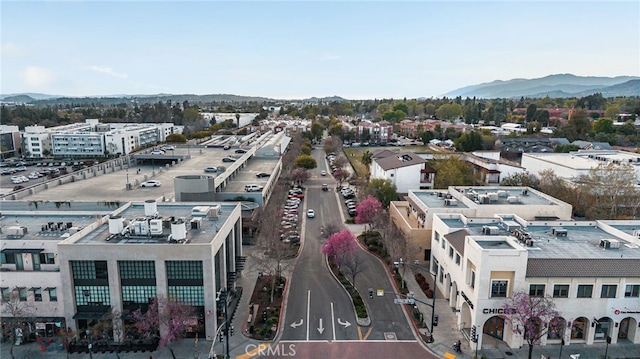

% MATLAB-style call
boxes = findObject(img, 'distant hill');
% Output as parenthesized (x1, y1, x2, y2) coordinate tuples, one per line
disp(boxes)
(444, 74, 640, 99)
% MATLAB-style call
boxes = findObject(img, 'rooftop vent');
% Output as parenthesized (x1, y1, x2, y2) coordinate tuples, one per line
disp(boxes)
(6, 226, 27, 239)
(551, 227, 568, 237)
(444, 198, 458, 206)
(144, 200, 158, 217)
(482, 226, 500, 235)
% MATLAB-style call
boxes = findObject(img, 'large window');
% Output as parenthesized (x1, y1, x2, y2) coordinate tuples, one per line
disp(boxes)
(455, 254, 461, 265)
(122, 286, 157, 304)
(39, 253, 55, 265)
(166, 261, 203, 280)
(168, 286, 205, 306)
(74, 286, 110, 305)
(71, 261, 108, 280)
(625, 284, 640, 298)
(470, 270, 476, 289)
(529, 284, 545, 297)
(553, 284, 569, 298)
(491, 280, 508, 298)
(1, 287, 9, 301)
(48, 288, 57, 302)
(119, 261, 155, 279)
(601, 285, 617, 298)
(577, 284, 593, 298)
(33, 288, 42, 302)
(449, 247, 454, 258)
(18, 288, 27, 301)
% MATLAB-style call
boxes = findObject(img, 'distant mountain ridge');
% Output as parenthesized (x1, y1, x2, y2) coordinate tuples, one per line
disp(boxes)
(444, 74, 640, 98)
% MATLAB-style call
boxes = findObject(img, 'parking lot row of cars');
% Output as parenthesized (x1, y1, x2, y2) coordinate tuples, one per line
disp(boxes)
(279, 187, 306, 244)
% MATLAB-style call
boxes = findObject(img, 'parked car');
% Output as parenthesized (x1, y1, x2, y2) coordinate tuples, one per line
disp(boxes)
(348, 208, 357, 217)
(235, 149, 247, 154)
(320, 170, 327, 176)
(223, 145, 231, 150)
(245, 184, 264, 192)
(256, 172, 270, 178)
(161, 145, 175, 150)
(222, 157, 236, 162)
(307, 209, 315, 218)
(141, 180, 161, 187)
(204, 167, 218, 173)
(322, 184, 328, 191)
(150, 150, 165, 155)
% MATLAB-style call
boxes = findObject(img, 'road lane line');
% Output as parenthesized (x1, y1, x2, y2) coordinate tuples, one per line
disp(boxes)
(357, 326, 362, 340)
(306, 290, 310, 341)
(331, 302, 336, 340)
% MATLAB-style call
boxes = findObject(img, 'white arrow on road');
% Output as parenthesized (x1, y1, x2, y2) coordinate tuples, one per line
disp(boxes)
(317, 318, 325, 334)
(290, 319, 303, 329)
(337, 318, 351, 328)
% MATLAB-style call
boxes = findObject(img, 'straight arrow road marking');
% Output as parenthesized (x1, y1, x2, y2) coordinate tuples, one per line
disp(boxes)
(331, 302, 336, 340)
(290, 319, 303, 328)
(317, 318, 325, 334)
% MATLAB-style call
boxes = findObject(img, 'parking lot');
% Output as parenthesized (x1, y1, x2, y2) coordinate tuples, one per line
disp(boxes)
(2, 143, 280, 203)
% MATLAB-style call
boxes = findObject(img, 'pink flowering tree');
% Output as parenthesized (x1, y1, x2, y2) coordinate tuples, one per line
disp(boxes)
(133, 295, 198, 359)
(290, 167, 309, 185)
(502, 291, 562, 359)
(355, 195, 383, 229)
(322, 229, 357, 272)
(333, 168, 350, 185)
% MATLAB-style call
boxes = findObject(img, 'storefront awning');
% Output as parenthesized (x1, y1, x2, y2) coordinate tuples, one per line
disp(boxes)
(73, 311, 110, 320)
(2, 248, 44, 254)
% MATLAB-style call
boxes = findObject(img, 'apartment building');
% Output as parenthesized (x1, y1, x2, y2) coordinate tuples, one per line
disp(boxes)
(430, 212, 640, 349)
(370, 150, 434, 193)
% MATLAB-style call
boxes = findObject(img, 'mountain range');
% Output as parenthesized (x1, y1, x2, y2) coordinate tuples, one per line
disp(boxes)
(444, 74, 640, 98)
(1, 74, 639, 104)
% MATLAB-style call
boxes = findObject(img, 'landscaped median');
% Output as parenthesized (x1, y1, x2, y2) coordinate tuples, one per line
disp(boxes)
(322, 228, 371, 326)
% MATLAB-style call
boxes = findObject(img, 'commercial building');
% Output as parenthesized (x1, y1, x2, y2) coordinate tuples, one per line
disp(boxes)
(1, 199, 243, 343)
(430, 212, 640, 349)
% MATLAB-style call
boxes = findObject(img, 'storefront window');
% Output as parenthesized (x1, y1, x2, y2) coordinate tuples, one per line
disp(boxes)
(547, 317, 566, 340)
(571, 317, 588, 340)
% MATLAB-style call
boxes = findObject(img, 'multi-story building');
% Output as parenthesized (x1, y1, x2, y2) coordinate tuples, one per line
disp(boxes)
(390, 186, 573, 264)
(430, 212, 640, 349)
(370, 150, 434, 193)
(1, 199, 243, 343)
(0, 125, 22, 159)
(462, 151, 525, 185)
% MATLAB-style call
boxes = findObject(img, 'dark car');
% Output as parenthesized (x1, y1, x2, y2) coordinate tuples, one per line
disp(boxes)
(256, 172, 270, 178)
(235, 149, 247, 154)
(222, 157, 236, 162)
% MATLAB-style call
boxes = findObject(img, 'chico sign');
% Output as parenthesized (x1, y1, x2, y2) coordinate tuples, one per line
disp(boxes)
(482, 308, 515, 314)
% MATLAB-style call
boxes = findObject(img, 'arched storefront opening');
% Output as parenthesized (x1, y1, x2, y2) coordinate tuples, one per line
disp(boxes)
(547, 317, 566, 342)
(483, 315, 505, 340)
(618, 317, 637, 341)
(571, 317, 589, 341)
(450, 281, 458, 308)
(460, 301, 472, 331)
(594, 317, 613, 341)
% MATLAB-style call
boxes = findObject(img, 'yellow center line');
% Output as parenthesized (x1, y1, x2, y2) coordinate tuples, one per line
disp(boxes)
(362, 327, 373, 340)
(235, 343, 270, 359)
(357, 326, 373, 341)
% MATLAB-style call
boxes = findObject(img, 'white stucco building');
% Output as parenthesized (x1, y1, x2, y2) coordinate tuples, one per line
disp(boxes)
(370, 150, 434, 193)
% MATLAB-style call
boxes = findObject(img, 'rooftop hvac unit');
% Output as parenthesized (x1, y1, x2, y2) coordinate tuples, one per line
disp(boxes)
(521, 189, 529, 196)
(144, 199, 158, 216)
(526, 239, 534, 247)
(437, 192, 444, 198)
(632, 229, 640, 238)
(478, 194, 490, 204)
(190, 217, 202, 230)
(208, 204, 221, 218)
(108, 216, 124, 234)
(68, 227, 81, 235)
(497, 190, 508, 198)
(6, 226, 27, 238)
(487, 192, 499, 202)
(482, 226, 500, 235)
(149, 219, 163, 235)
(600, 239, 621, 249)
(132, 219, 149, 236)
(444, 198, 458, 206)
(191, 206, 210, 217)
(171, 220, 187, 241)
(552, 228, 568, 237)
(507, 196, 521, 204)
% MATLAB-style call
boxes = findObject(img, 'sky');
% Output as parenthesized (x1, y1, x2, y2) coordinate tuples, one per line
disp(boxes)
(1, 1, 639, 100)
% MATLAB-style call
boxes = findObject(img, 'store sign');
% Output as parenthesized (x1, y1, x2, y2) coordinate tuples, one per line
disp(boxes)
(482, 308, 515, 315)
(461, 291, 474, 309)
(613, 308, 640, 315)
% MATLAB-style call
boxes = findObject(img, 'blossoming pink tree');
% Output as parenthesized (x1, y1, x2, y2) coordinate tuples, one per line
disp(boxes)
(502, 291, 562, 359)
(355, 195, 383, 229)
(321, 229, 357, 271)
(133, 295, 198, 359)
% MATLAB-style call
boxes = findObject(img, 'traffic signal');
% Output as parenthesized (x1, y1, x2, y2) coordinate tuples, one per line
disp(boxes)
(230, 325, 235, 336)
(368, 288, 374, 299)
(262, 310, 268, 322)
(219, 331, 224, 342)
(433, 315, 439, 327)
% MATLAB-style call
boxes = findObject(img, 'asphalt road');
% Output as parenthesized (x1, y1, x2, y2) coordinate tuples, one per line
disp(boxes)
(279, 148, 415, 343)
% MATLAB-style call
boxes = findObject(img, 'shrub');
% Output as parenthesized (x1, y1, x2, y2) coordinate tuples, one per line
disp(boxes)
(425, 289, 434, 298)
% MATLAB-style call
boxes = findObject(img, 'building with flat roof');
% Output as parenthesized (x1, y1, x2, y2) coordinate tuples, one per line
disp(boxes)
(430, 212, 640, 350)
(1, 199, 243, 343)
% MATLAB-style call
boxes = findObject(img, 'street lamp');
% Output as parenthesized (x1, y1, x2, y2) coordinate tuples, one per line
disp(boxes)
(125, 167, 130, 190)
(212, 289, 230, 359)
(396, 259, 437, 341)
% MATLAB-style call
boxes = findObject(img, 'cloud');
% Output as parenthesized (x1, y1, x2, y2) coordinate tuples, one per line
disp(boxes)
(20, 66, 55, 89)
(1, 42, 25, 57)
(87, 65, 128, 79)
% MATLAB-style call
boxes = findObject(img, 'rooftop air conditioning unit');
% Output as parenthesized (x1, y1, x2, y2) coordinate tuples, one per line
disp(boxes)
(497, 190, 508, 198)
(600, 239, 621, 249)
(444, 199, 458, 206)
(191, 206, 210, 217)
(632, 229, 640, 238)
(208, 204, 221, 218)
(482, 226, 500, 235)
(190, 217, 202, 230)
(478, 194, 490, 204)
(507, 196, 521, 204)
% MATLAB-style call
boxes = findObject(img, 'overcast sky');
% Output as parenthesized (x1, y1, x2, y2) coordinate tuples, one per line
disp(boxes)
(2, 1, 638, 99)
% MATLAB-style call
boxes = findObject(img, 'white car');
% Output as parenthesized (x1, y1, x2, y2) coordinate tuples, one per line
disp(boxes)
(161, 145, 175, 151)
(150, 150, 165, 155)
(141, 180, 161, 187)
(307, 209, 315, 218)
(245, 184, 264, 192)
(321, 170, 327, 176)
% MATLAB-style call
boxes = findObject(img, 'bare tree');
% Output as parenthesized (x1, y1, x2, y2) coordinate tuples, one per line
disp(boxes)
(1, 289, 35, 359)
(341, 252, 367, 284)
(382, 222, 417, 289)
(577, 162, 640, 219)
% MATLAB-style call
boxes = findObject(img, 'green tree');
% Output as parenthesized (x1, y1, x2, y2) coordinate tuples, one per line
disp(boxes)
(525, 104, 537, 123)
(604, 105, 620, 120)
(429, 156, 472, 188)
(365, 178, 397, 208)
(360, 150, 373, 168)
(328, 123, 343, 137)
(592, 118, 614, 134)
(435, 103, 463, 120)
(311, 122, 324, 141)
(500, 172, 540, 188)
(166, 133, 187, 143)
(294, 154, 318, 170)
(568, 108, 591, 136)
(454, 131, 483, 152)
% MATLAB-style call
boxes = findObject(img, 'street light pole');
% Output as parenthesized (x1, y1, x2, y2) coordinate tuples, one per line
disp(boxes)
(397, 259, 437, 338)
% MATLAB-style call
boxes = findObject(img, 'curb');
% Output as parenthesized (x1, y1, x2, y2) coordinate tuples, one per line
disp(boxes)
(323, 252, 371, 327)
